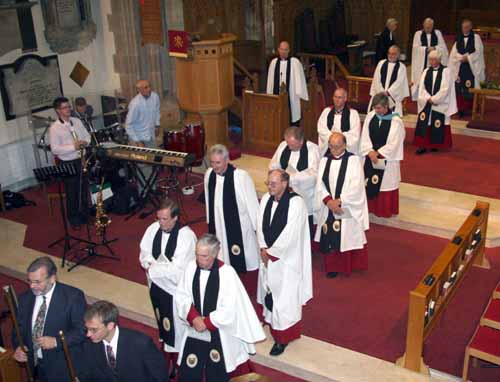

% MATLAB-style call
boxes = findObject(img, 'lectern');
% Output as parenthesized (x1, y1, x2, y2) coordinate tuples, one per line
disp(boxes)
(175, 34, 236, 147)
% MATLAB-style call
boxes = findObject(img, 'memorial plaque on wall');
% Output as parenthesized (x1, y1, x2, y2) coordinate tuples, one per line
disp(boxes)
(139, 0, 163, 45)
(0, 54, 63, 120)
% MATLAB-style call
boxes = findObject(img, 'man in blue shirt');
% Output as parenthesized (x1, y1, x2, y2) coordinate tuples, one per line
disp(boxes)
(126, 80, 161, 192)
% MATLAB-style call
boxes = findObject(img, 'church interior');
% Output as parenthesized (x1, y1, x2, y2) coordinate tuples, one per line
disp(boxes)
(1, 0, 500, 381)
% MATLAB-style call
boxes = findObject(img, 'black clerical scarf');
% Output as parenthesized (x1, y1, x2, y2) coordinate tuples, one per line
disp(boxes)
(149, 221, 181, 347)
(420, 29, 438, 68)
(364, 113, 391, 199)
(327, 106, 351, 133)
(279, 142, 308, 171)
(179, 261, 228, 382)
(272, 57, 292, 95)
(262, 190, 298, 248)
(152, 221, 180, 261)
(380, 60, 400, 90)
(456, 32, 476, 98)
(415, 65, 446, 143)
(319, 152, 351, 254)
(207, 165, 246, 273)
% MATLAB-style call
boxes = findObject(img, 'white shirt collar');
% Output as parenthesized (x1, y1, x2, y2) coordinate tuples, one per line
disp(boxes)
(38, 281, 56, 304)
(103, 325, 120, 358)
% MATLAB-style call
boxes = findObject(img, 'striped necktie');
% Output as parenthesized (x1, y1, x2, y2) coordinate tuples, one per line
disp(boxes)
(106, 344, 116, 369)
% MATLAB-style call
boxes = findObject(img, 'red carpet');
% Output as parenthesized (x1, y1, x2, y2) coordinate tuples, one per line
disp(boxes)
(2, 188, 500, 379)
(0, 273, 306, 382)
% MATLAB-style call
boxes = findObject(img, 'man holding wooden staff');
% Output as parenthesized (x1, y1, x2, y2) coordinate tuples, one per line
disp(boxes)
(11, 256, 87, 382)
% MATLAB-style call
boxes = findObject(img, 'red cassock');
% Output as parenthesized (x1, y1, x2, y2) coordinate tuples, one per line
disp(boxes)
(323, 245, 368, 275)
(413, 125, 453, 149)
(368, 189, 399, 217)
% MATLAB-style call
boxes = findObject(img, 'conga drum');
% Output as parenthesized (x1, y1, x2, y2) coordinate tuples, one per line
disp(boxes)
(184, 120, 205, 166)
(163, 123, 187, 153)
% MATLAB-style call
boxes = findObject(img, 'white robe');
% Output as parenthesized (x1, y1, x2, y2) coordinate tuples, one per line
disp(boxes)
(256, 193, 313, 331)
(268, 140, 320, 217)
(317, 106, 361, 156)
(417, 67, 458, 125)
(359, 111, 405, 192)
(139, 223, 197, 352)
(204, 168, 260, 271)
(314, 155, 369, 252)
(176, 260, 266, 372)
(411, 29, 449, 100)
(448, 34, 485, 89)
(266, 57, 309, 123)
(368, 60, 410, 116)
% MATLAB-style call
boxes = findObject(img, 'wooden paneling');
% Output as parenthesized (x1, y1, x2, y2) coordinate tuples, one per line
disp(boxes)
(242, 92, 290, 152)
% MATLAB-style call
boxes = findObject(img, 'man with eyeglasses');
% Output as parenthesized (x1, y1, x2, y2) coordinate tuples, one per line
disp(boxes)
(81, 300, 168, 381)
(49, 96, 91, 228)
(12, 256, 87, 382)
(139, 197, 196, 380)
(256, 169, 313, 356)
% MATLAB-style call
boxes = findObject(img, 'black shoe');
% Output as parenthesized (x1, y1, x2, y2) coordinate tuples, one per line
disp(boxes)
(430, 148, 438, 152)
(327, 272, 339, 278)
(415, 148, 427, 155)
(270, 342, 287, 356)
(169, 365, 177, 381)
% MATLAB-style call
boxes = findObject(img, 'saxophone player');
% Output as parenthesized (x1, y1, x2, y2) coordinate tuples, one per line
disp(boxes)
(49, 97, 91, 229)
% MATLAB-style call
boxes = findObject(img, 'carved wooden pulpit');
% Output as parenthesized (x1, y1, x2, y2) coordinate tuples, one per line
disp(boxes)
(175, 34, 236, 147)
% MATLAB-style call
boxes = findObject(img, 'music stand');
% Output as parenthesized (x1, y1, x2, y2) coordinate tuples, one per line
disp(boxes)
(33, 164, 120, 271)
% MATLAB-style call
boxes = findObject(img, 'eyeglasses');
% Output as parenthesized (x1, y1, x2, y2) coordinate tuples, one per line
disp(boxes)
(264, 181, 282, 187)
(86, 326, 105, 334)
(27, 277, 49, 286)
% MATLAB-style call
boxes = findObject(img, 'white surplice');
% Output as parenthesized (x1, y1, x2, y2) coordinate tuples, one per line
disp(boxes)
(317, 106, 361, 156)
(256, 193, 313, 331)
(204, 168, 260, 271)
(268, 140, 320, 217)
(448, 34, 485, 88)
(314, 155, 369, 251)
(139, 223, 197, 352)
(176, 260, 266, 372)
(266, 57, 309, 123)
(411, 29, 449, 100)
(417, 67, 458, 125)
(359, 111, 405, 192)
(368, 60, 410, 116)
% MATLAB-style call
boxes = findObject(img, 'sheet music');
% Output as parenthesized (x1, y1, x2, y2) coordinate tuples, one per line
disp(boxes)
(187, 326, 211, 343)
(372, 159, 386, 170)
(334, 206, 352, 219)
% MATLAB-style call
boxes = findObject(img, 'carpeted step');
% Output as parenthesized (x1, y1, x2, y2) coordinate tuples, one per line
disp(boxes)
(481, 298, 500, 330)
(468, 325, 500, 360)
(495, 283, 500, 299)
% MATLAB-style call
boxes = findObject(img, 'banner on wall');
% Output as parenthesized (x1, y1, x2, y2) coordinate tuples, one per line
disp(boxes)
(168, 30, 189, 58)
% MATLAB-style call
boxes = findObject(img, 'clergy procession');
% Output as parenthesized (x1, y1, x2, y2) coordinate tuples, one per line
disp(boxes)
(2, 1, 497, 381)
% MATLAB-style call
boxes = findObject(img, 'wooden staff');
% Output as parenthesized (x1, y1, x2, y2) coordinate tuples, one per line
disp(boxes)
(2, 285, 34, 382)
(58, 330, 80, 382)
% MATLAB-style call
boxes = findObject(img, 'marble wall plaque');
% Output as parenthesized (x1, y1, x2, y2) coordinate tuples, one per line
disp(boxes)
(0, 9, 22, 56)
(55, 0, 81, 28)
(0, 55, 63, 120)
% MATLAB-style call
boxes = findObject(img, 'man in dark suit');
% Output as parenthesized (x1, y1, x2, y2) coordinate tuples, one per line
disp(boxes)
(12, 256, 87, 382)
(81, 300, 168, 382)
(376, 18, 398, 62)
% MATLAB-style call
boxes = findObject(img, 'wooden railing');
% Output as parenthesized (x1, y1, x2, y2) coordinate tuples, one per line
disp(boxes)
(345, 75, 372, 104)
(397, 201, 490, 374)
(297, 53, 350, 82)
(234, 58, 259, 92)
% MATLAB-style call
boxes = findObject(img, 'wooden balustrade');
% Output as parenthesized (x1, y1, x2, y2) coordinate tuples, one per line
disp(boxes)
(234, 58, 259, 92)
(297, 53, 349, 82)
(397, 201, 490, 374)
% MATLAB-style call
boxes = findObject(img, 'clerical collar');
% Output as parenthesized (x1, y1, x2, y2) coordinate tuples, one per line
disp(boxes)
(335, 108, 344, 114)
(432, 66, 440, 71)
(280, 57, 288, 61)
(216, 167, 229, 177)
(333, 151, 346, 160)
(463, 34, 470, 37)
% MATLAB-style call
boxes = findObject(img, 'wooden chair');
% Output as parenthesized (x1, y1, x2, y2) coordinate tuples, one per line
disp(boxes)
(462, 325, 500, 381)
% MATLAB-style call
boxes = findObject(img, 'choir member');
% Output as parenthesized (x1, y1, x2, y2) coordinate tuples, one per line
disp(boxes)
(375, 18, 398, 62)
(414, 50, 457, 154)
(411, 18, 449, 100)
(266, 41, 309, 126)
(368, 45, 409, 116)
(269, 126, 320, 235)
(314, 133, 369, 279)
(175, 234, 265, 382)
(257, 169, 313, 356)
(448, 19, 485, 116)
(139, 197, 196, 379)
(204, 144, 260, 274)
(317, 88, 361, 156)
(360, 93, 405, 218)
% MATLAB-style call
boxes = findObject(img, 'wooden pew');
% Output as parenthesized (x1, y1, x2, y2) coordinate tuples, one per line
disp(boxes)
(397, 201, 490, 374)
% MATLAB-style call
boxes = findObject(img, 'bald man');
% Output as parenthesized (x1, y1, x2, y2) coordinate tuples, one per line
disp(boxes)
(411, 18, 449, 100)
(125, 80, 161, 191)
(314, 132, 369, 278)
(448, 19, 485, 116)
(266, 41, 309, 126)
(368, 45, 409, 116)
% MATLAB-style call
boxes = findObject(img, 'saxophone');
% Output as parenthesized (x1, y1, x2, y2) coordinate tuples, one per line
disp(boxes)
(95, 178, 111, 235)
